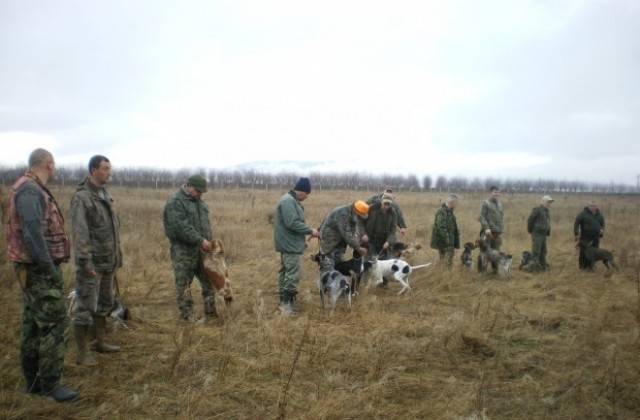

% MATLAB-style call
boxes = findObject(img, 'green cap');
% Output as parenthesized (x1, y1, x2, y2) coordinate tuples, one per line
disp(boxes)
(188, 175, 207, 193)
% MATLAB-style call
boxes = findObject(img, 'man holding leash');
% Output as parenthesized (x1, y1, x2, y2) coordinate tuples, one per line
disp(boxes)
(358, 192, 397, 261)
(163, 174, 215, 321)
(273, 177, 319, 314)
(367, 186, 407, 235)
(478, 186, 504, 274)
(70, 155, 123, 366)
(5, 148, 78, 402)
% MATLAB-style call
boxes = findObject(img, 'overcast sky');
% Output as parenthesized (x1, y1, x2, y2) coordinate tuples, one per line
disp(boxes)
(1, 0, 638, 185)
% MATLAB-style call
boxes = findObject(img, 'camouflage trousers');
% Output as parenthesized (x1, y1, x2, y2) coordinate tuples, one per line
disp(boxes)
(170, 246, 214, 320)
(278, 253, 302, 296)
(525, 232, 548, 272)
(16, 263, 70, 392)
(71, 269, 115, 326)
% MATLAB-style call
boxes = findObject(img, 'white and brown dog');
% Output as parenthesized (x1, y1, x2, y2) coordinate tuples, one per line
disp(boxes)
(201, 239, 233, 319)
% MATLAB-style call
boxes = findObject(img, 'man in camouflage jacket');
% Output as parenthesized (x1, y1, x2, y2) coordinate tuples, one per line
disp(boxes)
(163, 175, 214, 320)
(319, 201, 369, 273)
(524, 195, 554, 272)
(70, 155, 123, 366)
(430, 194, 461, 269)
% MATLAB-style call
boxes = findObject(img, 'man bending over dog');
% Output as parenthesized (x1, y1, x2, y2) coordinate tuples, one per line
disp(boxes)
(319, 200, 370, 275)
(478, 186, 504, 274)
(273, 177, 319, 314)
(163, 175, 216, 321)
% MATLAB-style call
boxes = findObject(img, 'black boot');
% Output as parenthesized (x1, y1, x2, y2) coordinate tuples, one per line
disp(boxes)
(280, 291, 300, 314)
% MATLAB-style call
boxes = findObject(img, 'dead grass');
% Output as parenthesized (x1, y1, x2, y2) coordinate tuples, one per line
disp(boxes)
(1, 187, 640, 419)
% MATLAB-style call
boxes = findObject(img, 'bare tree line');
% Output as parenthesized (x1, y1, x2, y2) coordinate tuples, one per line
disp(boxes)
(0, 165, 636, 194)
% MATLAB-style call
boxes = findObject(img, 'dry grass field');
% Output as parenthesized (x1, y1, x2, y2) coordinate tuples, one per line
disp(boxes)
(1, 186, 640, 419)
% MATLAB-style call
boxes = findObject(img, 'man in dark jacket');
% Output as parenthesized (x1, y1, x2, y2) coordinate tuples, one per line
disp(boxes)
(367, 187, 407, 234)
(430, 194, 460, 269)
(273, 177, 318, 313)
(70, 155, 123, 366)
(359, 192, 397, 260)
(523, 195, 554, 272)
(574, 200, 605, 271)
(163, 175, 214, 320)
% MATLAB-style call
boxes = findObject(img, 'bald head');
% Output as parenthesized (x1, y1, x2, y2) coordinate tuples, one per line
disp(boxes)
(27, 148, 56, 184)
(28, 148, 53, 169)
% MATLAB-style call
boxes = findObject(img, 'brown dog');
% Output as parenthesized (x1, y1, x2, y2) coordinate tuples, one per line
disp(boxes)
(201, 239, 233, 319)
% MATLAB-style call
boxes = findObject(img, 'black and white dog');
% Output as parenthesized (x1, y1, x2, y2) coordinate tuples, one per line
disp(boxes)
(369, 259, 431, 295)
(318, 270, 351, 313)
(311, 250, 372, 296)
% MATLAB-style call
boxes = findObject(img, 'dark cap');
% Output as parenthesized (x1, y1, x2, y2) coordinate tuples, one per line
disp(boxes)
(293, 177, 311, 193)
(187, 175, 207, 193)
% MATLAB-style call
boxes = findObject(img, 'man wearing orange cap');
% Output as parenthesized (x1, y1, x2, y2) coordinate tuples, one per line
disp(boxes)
(318, 200, 370, 273)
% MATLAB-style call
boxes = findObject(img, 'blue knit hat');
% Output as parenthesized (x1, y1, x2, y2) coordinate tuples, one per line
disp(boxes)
(293, 177, 311, 193)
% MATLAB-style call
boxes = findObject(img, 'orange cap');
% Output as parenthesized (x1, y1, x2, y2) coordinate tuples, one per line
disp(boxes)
(353, 200, 369, 216)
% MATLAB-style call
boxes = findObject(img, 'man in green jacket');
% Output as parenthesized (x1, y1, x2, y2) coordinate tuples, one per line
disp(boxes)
(163, 175, 214, 320)
(430, 193, 461, 270)
(524, 195, 554, 272)
(274, 177, 318, 313)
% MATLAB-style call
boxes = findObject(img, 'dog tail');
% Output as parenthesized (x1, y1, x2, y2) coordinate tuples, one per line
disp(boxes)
(410, 263, 432, 270)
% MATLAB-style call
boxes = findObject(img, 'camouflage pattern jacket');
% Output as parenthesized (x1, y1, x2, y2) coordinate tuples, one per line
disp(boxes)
(430, 203, 460, 250)
(527, 205, 551, 236)
(274, 190, 313, 254)
(163, 186, 212, 250)
(70, 177, 122, 272)
(319, 204, 362, 254)
(478, 198, 504, 234)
